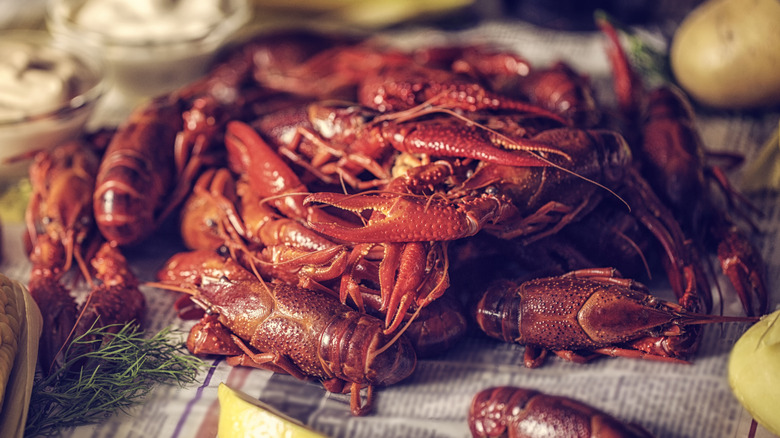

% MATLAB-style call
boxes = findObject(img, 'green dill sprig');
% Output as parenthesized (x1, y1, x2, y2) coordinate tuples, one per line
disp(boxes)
(25, 323, 205, 437)
(623, 30, 672, 88)
(595, 9, 673, 87)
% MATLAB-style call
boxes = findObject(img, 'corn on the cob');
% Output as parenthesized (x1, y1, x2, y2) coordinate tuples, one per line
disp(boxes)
(0, 273, 43, 438)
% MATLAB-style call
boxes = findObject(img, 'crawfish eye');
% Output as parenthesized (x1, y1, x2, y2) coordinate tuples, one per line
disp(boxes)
(217, 245, 230, 257)
(42, 216, 52, 225)
(484, 186, 498, 195)
(206, 218, 217, 228)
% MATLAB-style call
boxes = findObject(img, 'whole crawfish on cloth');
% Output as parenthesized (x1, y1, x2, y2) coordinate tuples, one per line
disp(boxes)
(152, 249, 416, 416)
(598, 16, 768, 316)
(469, 386, 654, 438)
(25, 139, 102, 371)
(473, 268, 757, 368)
(25, 139, 146, 373)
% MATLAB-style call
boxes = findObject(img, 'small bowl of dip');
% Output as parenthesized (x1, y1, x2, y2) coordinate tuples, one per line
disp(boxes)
(0, 30, 104, 182)
(46, 0, 251, 103)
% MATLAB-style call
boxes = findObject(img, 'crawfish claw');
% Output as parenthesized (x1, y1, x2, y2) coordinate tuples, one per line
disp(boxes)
(304, 192, 506, 243)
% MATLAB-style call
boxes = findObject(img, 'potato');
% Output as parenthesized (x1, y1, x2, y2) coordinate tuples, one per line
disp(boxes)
(728, 309, 780, 435)
(670, 0, 780, 110)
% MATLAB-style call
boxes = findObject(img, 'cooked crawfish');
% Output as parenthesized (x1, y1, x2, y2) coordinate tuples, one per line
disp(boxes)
(93, 95, 187, 246)
(473, 268, 757, 368)
(412, 45, 599, 127)
(358, 62, 568, 124)
(25, 139, 101, 370)
(469, 386, 654, 438)
(598, 16, 768, 316)
(223, 120, 350, 289)
(153, 249, 416, 416)
(25, 139, 146, 372)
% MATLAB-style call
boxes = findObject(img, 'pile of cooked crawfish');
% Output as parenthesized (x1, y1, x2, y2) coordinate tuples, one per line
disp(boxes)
(21, 18, 768, 423)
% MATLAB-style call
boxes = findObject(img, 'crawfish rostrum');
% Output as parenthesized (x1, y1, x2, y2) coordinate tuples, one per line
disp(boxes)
(20, 26, 769, 420)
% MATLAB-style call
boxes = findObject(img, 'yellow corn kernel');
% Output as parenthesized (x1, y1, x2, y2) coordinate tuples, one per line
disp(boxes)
(0, 274, 23, 411)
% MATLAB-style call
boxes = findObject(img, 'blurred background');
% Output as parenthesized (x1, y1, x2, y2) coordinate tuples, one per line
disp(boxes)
(0, 0, 703, 33)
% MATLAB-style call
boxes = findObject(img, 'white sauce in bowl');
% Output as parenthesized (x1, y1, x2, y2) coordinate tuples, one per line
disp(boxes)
(0, 42, 85, 122)
(72, 0, 230, 44)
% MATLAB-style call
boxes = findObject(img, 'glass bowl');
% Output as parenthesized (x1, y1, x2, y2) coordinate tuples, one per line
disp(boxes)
(46, 0, 251, 102)
(0, 30, 104, 183)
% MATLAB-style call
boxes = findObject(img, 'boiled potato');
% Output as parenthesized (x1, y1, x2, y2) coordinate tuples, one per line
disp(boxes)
(728, 309, 780, 435)
(670, 0, 780, 109)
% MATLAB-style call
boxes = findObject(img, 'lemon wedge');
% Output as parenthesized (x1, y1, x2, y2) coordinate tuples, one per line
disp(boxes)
(728, 309, 780, 436)
(217, 383, 328, 438)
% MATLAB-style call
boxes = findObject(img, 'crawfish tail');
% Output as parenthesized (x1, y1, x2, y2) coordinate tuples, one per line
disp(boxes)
(319, 310, 416, 387)
(94, 95, 183, 246)
(473, 278, 522, 343)
(469, 386, 655, 438)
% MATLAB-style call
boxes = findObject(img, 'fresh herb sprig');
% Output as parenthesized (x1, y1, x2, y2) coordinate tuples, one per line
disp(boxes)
(25, 323, 205, 437)
(595, 10, 672, 87)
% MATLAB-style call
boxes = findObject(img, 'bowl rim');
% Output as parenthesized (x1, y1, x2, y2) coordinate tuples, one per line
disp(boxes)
(0, 28, 105, 127)
(45, 0, 252, 49)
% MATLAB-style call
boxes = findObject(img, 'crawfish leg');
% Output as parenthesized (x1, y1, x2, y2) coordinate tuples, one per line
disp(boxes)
(351, 383, 374, 417)
(522, 345, 549, 368)
(715, 225, 768, 316)
(594, 346, 690, 364)
(225, 334, 309, 381)
(491, 198, 591, 243)
(319, 380, 375, 416)
(284, 125, 391, 188)
(339, 243, 374, 311)
(550, 350, 601, 365)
